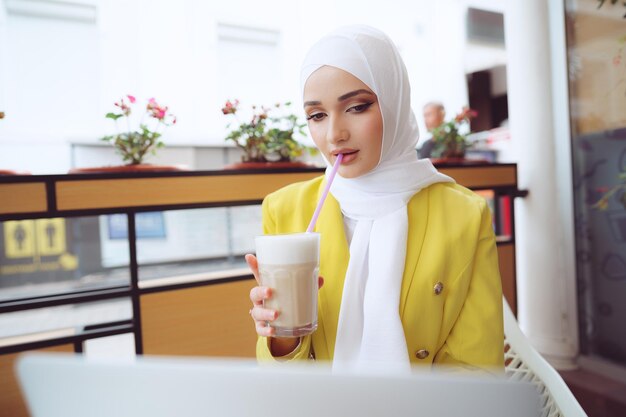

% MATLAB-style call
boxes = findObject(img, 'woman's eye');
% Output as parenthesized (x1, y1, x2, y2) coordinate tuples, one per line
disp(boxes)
(306, 112, 326, 121)
(348, 102, 373, 113)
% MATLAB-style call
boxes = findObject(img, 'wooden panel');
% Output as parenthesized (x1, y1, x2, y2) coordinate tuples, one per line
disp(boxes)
(497, 242, 517, 315)
(141, 279, 257, 358)
(0, 344, 73, 417)
(0, 183, 47, 214)
(56, 172, 320, 210)
(439, 165, 516, 189)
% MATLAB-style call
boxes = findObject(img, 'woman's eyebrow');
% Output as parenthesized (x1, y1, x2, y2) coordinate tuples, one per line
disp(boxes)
(303, 89, 374, 107)
(338, 89, 374, 101)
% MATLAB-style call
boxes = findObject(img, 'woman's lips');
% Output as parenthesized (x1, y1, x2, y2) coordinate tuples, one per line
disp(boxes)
(336, 150, 359, 164)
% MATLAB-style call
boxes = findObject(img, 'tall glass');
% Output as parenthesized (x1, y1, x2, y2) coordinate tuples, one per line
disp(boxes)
(255, 232, 320, 337)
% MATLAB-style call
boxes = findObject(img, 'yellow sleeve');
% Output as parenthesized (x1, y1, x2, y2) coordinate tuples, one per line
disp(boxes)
(256, 335, 313, 362)
(434, 198, 504, 374)
(256, 195, 312, 362)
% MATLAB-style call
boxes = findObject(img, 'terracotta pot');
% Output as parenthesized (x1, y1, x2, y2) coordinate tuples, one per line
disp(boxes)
(223, 161, 317, 170)
(68, 164, 188, 174)
(0, 169, 31, 175)
(441, 150, 466, 159)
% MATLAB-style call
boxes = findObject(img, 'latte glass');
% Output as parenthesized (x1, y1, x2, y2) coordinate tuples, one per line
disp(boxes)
(255, 232, 320, 337)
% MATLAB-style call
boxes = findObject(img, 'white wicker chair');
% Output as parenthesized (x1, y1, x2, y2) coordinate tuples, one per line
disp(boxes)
(503, 298, 588, 417)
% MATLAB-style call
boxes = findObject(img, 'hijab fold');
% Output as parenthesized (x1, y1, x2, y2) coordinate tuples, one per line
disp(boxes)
(301, 25, 454, 372)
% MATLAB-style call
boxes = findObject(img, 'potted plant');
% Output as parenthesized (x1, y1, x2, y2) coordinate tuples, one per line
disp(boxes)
(430, 107, 478, 163)
(70, 95, 183, 173)
(221, 99, 317, 169)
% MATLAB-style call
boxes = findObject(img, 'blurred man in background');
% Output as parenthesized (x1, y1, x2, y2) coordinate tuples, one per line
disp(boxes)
(418, 101, 445, 158)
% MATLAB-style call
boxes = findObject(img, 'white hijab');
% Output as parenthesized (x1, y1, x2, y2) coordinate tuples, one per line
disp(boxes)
(301, 25, 454, 372)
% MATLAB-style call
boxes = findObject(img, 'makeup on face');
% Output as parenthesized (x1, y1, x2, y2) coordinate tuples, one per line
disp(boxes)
(303, 66, 383, 179)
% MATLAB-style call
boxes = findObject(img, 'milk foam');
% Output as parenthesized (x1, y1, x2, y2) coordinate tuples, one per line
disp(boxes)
(255, 232, 320, 265)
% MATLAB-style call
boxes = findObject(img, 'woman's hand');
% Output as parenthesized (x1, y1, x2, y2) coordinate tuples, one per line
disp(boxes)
(246, 254, 323, 357)
(246, 254, 279, 338)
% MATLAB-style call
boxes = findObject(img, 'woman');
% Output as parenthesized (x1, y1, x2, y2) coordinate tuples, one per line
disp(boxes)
(247, 25, 503, 373)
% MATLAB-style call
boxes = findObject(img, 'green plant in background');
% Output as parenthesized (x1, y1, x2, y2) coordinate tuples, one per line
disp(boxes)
(222, 100, 316, 163)
(103, 95, 176, 165)
(594, 171, 626, 210)
(430, 107, 478, 159)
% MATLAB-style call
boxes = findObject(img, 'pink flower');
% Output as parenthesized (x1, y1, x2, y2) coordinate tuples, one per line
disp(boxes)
(115, 98, 132, 116)
(221, 99, 239, 115)
(455, 107, 478, 123)
(144, 98, 171, 121)
(111, 96, 175, 124)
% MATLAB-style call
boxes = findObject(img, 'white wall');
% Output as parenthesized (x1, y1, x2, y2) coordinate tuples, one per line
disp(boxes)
(0, 0, 100, 173)
(0, 0, 505, 173)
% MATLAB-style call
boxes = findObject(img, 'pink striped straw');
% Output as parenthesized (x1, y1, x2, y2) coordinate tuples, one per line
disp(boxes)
(306, 154, 343, 233)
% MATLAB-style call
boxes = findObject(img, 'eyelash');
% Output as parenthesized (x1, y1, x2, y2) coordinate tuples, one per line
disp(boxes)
(306, 113, 324, 121)
(349, 102, 374, 113)
(306, 102, 374, 121)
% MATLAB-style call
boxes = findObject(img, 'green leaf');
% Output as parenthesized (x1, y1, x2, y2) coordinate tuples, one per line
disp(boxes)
(105, 112, 123, 120)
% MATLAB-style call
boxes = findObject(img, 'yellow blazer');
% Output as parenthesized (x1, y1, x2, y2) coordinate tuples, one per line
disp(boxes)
(256, 176, 504, 372)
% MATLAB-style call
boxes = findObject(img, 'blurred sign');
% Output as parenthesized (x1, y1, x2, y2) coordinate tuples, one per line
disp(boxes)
(1, 218, 77, 276)
(36, 218, 66, 256)
(4, 220, 36, 258)
(107, 212, 166, 240)
(4, 219, 66, 258)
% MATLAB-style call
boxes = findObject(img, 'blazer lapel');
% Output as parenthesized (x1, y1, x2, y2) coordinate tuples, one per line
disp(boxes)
(399, 187, 430, 317)
(315, 188, 350, 359)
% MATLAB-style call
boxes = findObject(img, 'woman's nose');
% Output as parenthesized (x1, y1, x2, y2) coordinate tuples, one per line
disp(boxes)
(326, 117, 349, 144)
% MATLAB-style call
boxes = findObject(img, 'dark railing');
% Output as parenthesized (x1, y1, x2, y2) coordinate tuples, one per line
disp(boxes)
(0, 164, 525, 356)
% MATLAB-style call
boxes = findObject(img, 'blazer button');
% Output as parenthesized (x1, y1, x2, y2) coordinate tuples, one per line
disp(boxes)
(415, 349, 430, 359)
(433, 281, 444, 295)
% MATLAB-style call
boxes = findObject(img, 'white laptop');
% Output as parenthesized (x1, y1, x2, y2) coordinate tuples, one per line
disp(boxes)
(17, 352, 541, 417)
